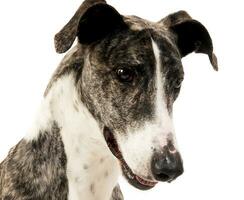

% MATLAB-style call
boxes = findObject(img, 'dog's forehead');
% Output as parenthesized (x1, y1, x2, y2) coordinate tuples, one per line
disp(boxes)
(123, 15, 167, 32)
(106, 30, 155, 68)
(91, 16, 179, 71)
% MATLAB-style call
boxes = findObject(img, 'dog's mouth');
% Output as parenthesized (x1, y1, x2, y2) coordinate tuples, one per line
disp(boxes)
(103, 127, 158, 190)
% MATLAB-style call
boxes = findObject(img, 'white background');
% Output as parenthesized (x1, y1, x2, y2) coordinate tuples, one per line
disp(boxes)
(0, 0, 243, 199)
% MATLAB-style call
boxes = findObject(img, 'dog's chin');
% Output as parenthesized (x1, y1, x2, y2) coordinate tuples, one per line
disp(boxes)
(103, 127, 158, 190)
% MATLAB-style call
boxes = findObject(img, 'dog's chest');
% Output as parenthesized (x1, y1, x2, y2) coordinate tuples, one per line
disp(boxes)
(66, 149, 120, 200)
(61, 131, 121, 200)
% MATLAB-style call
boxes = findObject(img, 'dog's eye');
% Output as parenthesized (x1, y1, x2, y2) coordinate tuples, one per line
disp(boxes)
(116, 68, 134, 83)
(173, 78, 183, 89)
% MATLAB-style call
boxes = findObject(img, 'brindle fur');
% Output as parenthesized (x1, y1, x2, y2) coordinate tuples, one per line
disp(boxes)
(0, 0, 217, 199)
(0, 122, 69, 200)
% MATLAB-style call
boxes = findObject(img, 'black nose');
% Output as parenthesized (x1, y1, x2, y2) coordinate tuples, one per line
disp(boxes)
(151, 149, 183, 182)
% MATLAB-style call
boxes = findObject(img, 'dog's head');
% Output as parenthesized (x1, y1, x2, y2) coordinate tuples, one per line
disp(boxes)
(55, 0, 217, 190)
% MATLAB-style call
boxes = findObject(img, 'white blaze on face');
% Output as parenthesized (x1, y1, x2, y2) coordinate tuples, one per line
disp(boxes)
(153, 39, 174, 135)
(117, 39, 178, 178)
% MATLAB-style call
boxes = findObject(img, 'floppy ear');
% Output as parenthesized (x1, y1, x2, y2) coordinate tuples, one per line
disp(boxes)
(54, 0, 127, 53)
(160, 11, 218, 71)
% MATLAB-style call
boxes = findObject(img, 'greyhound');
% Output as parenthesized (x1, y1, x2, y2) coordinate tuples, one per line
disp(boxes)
(0, 0, 218, 199)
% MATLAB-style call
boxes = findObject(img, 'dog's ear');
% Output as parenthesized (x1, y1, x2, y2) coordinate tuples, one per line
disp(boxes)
(160, 11, 218, 71)
(54, 0, 127, 53)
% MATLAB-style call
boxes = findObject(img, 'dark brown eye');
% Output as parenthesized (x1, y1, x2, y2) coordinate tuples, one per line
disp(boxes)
(116, 68, 134, 82)
(173, 78, 183, 89)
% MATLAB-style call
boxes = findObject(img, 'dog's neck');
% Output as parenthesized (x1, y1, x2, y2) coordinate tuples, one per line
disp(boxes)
(25, 74, 120, 200)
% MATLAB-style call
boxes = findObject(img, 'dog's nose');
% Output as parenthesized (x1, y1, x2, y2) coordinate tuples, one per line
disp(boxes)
(151, 149, 183, 182)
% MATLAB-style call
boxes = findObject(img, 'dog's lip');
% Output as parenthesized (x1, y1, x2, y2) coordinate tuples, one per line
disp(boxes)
(103, 126, 158, 190)
(120, 156, 158, 189)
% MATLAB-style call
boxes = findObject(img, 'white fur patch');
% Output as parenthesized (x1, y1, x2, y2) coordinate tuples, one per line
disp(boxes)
(153, 40, 173, 129)
(25, 74, 120, 200)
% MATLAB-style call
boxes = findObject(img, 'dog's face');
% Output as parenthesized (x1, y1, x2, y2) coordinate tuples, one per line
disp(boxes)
(55, 0, 217, 190)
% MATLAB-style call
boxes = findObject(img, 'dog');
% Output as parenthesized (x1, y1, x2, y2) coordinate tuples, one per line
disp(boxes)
(0, 0, 218, 199)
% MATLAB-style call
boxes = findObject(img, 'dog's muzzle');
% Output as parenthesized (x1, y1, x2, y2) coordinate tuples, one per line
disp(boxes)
(151, 144, 184, 182)
(103, 127, 183, 190)
(103, 127, 158, 190)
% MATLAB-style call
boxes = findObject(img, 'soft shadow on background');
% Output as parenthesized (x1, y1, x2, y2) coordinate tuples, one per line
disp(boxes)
(0, 0, 243, 199)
